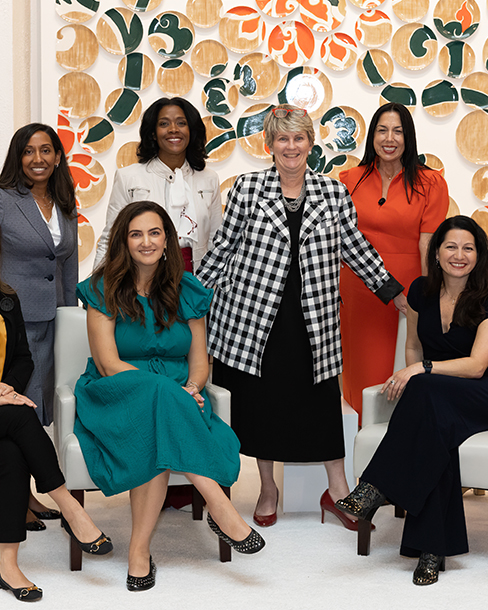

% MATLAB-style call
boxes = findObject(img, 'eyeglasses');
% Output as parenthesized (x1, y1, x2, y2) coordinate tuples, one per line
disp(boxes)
(272, 108, 308, 119)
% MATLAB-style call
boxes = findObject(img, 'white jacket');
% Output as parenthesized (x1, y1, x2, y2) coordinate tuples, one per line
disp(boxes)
(94, 158, 222, 270)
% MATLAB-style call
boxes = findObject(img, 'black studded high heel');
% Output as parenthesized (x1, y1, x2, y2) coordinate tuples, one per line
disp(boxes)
(61, 514, 113, 555)
(126, 556, 156, 592)
(334, 481, 386, 522)
(207, 513, 265, 554)
(0, 575, 43, 602)
(413, 553, 445, 586)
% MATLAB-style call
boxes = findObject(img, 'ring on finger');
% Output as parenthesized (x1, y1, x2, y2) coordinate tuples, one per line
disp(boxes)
(390, 380, 396, 385)
(13, 393, 17, 398)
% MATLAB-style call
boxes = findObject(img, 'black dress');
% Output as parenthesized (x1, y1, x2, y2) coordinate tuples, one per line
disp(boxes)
(213, 198, 344, 462)
(362, 276, 488, 557)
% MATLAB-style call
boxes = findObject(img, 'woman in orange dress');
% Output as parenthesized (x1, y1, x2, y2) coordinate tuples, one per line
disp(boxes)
(340, 103, 449, 421)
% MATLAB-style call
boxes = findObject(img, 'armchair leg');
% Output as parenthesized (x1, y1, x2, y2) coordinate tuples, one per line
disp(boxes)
(357, 518, 371, 556)
(192, 486, 204, 520)
(68, 490, 84, 571)
(474, 488, 485, 496)
(219, 486, 232, 563)
(394, 504, 405, 518)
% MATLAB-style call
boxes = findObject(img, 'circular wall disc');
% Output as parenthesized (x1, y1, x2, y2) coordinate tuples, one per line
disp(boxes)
(237, 104, 274, 159)
(268, 20, 315, 68)
(220, 175, 238, 212)
(256, 0, 299, 18)
(422, 79, 459, 117)
(471, 208, 488, 234)
(186, 0, 223, 28)
(348, 0, 385, 9)
(68, 154, 107, 209)
(57, 114, 76, 156)
(392, 0, 429, 22)
(320, 106, 366, 153)
(118, 53, 155, 90)
(219, 7, 265, 54)
(433, 0, 480, 40)
(483, 39, 488, 71)
(77, 116, 114, 154)
(277, 66, 332, 121)
(418, 153, 445, 174)
(355, 10, 392, 48)
(105, 88, 142, 126)
(438, 41, 475, 79)
(203, 116, 237, 162)
(122, 0, 163, 11)
(234, 53, 280, 100)
(157, 60, 194, 96)
(56, 25, 98, 72)
(148, 12, 195, 59)
(191, 40, 228, 78)
(461, 72, 488, 110)
(56, 0, 100, 23)
(202, 78, 239, 116)
(380, 82, 416, 112)
(391, 23, 438, 70)
(307, 144, 327, 173)
(447, 196, 460, 217)
(472, 166, 488, 202)
(116, 142, 139, 168)
(320, 33, 358, 71)
(77, 213, 95, 262)
(456, 110, 488, 164)
(299, 0, 347, 33)
(96, 7, 143, 56)
(324, 154, 360, 179)
(357, 50, 393, 87)
(59, 72, 101, 118)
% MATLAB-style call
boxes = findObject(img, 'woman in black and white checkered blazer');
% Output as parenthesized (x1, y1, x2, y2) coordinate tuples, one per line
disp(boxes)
(196, 105, 403, 530)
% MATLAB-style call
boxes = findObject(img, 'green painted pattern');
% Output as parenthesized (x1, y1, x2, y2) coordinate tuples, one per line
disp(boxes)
(277, 67, 304, 104)
(149, 13, 193, 58)
(461, 88, 488, 110)
(409, 25, 436, 59)
(445, 41, 464, 78)
(422, 80, 458, 108)
(324, 154, 347, 174)
(210, 64, 227, 77)
(361, 52, 385, 87)
(203, 79, 233, 116)
(321, 107, 358, 153)
(307, 145, 326, 173)
(104, 8, 143, 54)
(56, 0, 99, 11)
(124, 53, 144, 90)
(434, 18, 478, 41)
(205, 118, 236, 156)
(107, 89, 140, 125)
(234, 64, 257, 97)
(381, 84, 416, 107)
(81, 119, 113, 145)
(162, 59, 182, 69)
(237, 106, 274, 139)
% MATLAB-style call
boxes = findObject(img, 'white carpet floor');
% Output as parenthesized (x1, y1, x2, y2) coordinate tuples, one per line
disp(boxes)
(4, 456, 488, 610)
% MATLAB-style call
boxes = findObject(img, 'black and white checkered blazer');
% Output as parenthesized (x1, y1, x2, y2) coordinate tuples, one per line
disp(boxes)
(196, 166, 401, 384)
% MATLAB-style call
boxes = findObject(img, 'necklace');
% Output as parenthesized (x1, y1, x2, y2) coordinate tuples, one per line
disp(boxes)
(284, 180, 306, 212)
(33, 195, 53, 209)
(442, 289, 459, 305)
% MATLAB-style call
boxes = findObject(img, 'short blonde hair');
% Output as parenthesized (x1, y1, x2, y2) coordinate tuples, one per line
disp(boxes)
(263, 104, 315, 149)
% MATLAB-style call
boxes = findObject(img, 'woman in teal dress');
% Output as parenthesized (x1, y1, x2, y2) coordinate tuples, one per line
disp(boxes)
(74, 201, 264, 592)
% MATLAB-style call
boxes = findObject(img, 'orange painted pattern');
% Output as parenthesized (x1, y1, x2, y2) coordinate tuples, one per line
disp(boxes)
(456, 0, 473, 32)
(268, 21, 314, 67)
(299, 0, 344, 33)
(69, 154, 104, 191)
(57, 114, 75, 155)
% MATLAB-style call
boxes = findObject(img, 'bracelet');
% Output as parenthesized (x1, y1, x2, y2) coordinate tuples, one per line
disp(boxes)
(185, 380, 200, 393)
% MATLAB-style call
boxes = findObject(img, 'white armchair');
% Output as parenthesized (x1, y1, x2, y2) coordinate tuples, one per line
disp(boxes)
(353, 313, 488, 555)
(53, 306, 233, 569)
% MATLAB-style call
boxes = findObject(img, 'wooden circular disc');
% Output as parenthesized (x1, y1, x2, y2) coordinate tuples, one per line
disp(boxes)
(57, 114, 75, 156)
(77, 213, 95, 262)
(186, 0, 223, 28)
(237, 104, 274, 159)
(299, 0, 347, 33)
(157, 60, 194, 96)
(234, 53, 280, 100)
(203, 116, 237, 162)
(422, 79, 459, 117)
(122, 0, 163, 11)
(320, 106, 366, 153)
(220, 175, 238, 212)
(191, 40, 228, 78)
(391, 23, 438, 70)
(471, 208, 488, 234)
(59, 72, 101, 118)
(219, 7, 265, 54)
(56, 25, 98, 72)
(268, 20, 315, 68)
(202, 78, 239, 116)
(433, 0, 480, 40)
(118, 53, 155, 90)
(148, 12, 195, 59)
(461, 72, 488, 110)
(68, 153, 107, 209)
(456, 110, 488, 164)
(56, 0, 99, 23)
(418, 153, 445, 175)
(439, 41, 475, 79)
(116, 142, 139, 168)
(483, 39, 488, 71)
(355, 10, 392, 48)
(256, 0, 298, 17)
(380, 82, 416, 112)
(77, 116, 114, 154)
(320, 33, 358, 71)
(348, 0, 385, 9)
(324, 154, 361, 179)
(472, 166, 488, 202)
(357, 50, 393, 87)
(96, 7, 143, 56)
(105, 88, 142, 126)
(307, 144, 327, 173)
(392, 0, 429, 22)
(447, 196, 460, 218)
(277, 67, 332, 121)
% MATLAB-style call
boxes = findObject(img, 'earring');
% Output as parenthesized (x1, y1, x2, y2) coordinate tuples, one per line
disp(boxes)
(162, 248, 167, 261)
(435, 258, 440, 268)
(55, 163, 59, 168)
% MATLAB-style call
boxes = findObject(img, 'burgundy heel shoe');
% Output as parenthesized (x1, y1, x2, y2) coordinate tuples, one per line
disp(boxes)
(320, 490, 375, 532)
(253, 490, 279, 528)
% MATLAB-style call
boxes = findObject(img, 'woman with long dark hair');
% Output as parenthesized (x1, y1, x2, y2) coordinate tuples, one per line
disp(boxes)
(94, 97, 221, 273)
(76, 201, 264, 592)
(340, 103, 449, 421)
(337, 216, 488, 585)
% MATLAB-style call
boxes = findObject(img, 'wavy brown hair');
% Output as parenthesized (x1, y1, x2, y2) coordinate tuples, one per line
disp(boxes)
(91, 201, 184, 331)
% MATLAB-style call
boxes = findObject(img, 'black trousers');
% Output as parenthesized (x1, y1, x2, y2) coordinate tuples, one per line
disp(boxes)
(0, 405, 65, 543)
(362, 374, 488, 557)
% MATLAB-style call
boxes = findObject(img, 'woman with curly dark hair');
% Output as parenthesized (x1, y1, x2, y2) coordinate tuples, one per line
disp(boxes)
(94, 97, 221, 273)
(77, 201, 264, 592)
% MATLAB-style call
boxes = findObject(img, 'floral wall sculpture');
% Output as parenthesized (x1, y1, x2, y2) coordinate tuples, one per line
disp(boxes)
(47, 0, 488, 278)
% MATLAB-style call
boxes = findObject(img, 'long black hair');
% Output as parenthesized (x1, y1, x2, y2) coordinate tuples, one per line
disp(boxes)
(0, 123, 76, 217)
(137, 97, 207, 171)
(425, 215, 488, 327)
(351, 103, 428, 203)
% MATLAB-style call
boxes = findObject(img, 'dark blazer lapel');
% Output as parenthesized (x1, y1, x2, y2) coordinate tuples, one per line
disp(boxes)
(299, 170, 329, 246)
(14, 192, 55, 253)
(255, 166, 289, 243)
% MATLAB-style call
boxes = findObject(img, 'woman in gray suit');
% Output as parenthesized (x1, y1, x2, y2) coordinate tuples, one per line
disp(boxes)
(0, 123, 77, 526)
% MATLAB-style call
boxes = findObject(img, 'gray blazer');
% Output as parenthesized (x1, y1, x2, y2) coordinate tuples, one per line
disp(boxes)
(0, 187, 78, 322)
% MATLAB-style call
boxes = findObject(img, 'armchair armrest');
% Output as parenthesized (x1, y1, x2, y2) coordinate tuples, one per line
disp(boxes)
(53, 384, 77, 455)
(362, 384, 399, 428)
(206, 382, 231, 426)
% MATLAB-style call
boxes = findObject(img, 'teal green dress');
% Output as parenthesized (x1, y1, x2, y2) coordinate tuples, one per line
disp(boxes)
(74, 272, 241, 497)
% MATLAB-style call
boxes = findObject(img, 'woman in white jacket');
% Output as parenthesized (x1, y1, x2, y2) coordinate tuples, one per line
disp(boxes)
(94, 97, 221, 272)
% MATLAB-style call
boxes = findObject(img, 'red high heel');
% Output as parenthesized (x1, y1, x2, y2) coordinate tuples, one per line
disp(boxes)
(253, 490, 279, 527)
(320, 490, 375, 532)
